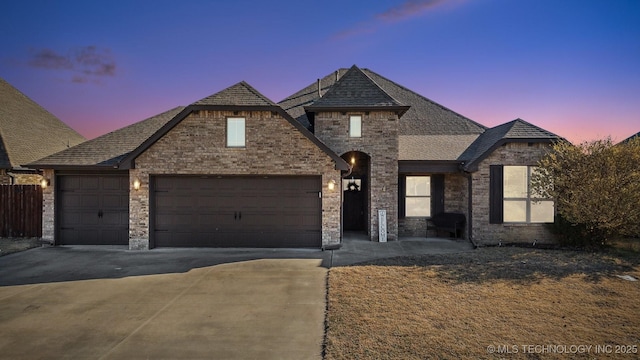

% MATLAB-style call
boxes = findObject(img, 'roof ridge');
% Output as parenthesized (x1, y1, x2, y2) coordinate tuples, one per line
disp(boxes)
(238, 80, 277, 106)
(192, 81, 276, 106)
(307, 65, 408, 110)
(356, 66, 406, 107)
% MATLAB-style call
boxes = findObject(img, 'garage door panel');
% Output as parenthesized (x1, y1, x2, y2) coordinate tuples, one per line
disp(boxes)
(81, 212, 99, 226)
(101, 211, 127, 226)
(152, 176, 321, 248)
(57, 175, 129, 245)
(80, 177, 100, 190)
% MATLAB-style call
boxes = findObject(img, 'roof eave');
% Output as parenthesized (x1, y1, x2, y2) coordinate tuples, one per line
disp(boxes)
(304, 105, 411, 118)
(24, 164, 124, 171)
(399, 160, 464, 173)
(463, 137, 559, 172)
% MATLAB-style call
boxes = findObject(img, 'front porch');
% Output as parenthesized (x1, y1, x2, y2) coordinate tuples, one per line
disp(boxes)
(330, 231, 474, 266)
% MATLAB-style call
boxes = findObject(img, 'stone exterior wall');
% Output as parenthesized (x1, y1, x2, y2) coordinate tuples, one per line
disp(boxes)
(314, 111, 399, 241)
(471, 142, 555, 246)
(398, 173, 469, 238)
(130, 110, 342, 250)
(0, 170, 43, 185)
(0, 169, 10, 185)
(41, 169, 55, 243)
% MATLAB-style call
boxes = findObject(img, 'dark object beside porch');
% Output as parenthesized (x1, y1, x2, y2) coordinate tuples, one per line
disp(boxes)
(427, 212, 466, 239)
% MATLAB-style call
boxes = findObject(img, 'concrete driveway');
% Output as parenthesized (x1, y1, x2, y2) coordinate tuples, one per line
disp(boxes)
(0, 247, 328, 359)
(0, 239, 473, 359)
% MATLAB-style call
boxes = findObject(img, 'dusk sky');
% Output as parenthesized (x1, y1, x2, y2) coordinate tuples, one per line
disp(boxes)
(1, 0, 638, 144)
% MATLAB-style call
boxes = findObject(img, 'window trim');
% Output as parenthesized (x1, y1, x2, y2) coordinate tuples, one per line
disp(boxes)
(349, 115, 362, 138)
(404, 175, 431, 218)
(502, 165, 554, 224)
(226, 117, 246, 148)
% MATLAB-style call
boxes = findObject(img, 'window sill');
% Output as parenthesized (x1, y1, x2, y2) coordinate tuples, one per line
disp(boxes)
(503, 222, 551, 227)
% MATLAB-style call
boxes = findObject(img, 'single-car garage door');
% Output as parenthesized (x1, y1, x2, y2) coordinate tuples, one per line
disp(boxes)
(151, 176, 322, 248)
(57, 174, 129, 245)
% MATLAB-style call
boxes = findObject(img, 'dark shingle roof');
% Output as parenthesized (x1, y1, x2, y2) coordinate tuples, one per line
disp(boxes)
(29, 81, 349, 171)
(193, 81, 276, 106)
(29, 106, 185, 167)
(279, 66, 486, 161)
(364, 69, 486, 136)
(0, 78, 86, 169)
(460, 118, 561, 171)
(399, 135, 480, 161)
(279, 67, 486, 137)
(305, 65, 408, 113)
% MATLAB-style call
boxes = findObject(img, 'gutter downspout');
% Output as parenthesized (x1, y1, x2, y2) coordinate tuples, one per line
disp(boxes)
(465, 171, 478, 248)
(7, 171, 16, 185)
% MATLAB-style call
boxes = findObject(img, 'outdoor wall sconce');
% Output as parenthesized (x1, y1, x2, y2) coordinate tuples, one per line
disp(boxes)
(133, 178, 141, 191)
(40, 178, 50, 189)
(350, 156, 356, 166)
(328, 179, 336, 191)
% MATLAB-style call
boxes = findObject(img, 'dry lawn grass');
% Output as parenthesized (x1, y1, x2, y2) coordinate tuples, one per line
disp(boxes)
(325, 247, 640, 359)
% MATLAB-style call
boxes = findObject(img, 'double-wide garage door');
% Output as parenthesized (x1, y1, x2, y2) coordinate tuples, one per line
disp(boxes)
(151, 176, 322, 248)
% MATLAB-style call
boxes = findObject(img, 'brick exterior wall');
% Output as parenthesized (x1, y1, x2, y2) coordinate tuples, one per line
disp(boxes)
(314, 111, 399, 241)
(471, 142, 555, 246)
(130, 110, 342, 250)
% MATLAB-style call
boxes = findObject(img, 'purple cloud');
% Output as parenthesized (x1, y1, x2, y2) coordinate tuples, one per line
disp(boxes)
(332, 0, 453, 41)
(27, 46, 116, 83)
(28, 48, 73, 70)
(377, 0, 447, 22)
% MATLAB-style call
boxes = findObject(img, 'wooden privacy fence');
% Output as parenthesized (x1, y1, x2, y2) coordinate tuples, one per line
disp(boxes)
(0, 185, 43, 238)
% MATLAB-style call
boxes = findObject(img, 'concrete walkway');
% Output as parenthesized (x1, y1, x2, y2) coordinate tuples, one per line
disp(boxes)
(330, 232, 475, 266)
(0, 236, 473, 359)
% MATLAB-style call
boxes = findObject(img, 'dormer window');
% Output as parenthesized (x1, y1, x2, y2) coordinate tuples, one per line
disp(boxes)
(349, 115, 362, 138)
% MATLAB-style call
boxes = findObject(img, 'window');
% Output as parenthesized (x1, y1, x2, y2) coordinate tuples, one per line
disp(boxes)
(503, 166, 554, 223)
(405, 176, 430, 217)
(349, 115, 362, 138)
(227, 117, 245, 147)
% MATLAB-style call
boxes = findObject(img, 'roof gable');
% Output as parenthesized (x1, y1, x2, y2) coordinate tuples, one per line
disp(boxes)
(461, 118, 561, 171)
(193, 81, 276, 106)
(28, 81, 348, 171)
(121, 82, 348, 171)
(0, 78, 86, 169)
(304, 65, 409, 115)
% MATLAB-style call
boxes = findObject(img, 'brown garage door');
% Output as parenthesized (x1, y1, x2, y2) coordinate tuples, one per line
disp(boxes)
(57, 174, 129, 245)
(151, 176, 322, 248)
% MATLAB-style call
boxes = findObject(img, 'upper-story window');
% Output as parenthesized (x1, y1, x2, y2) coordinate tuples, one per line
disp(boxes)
(349, 115, 362, 138)
(227, 117, 245, 147)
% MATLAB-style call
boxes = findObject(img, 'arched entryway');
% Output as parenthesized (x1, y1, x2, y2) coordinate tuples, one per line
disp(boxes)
(341, 151, 370, 234)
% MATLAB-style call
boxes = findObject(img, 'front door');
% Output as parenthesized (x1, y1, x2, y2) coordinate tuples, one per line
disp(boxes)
(343, 178, 365, 231)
